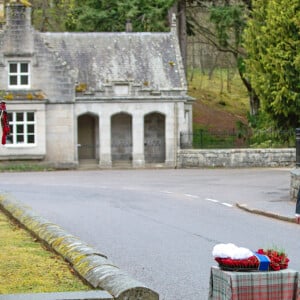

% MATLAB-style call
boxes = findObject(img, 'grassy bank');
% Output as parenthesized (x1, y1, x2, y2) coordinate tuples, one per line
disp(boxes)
(188, 68, 249, 131)
(0, 209, 90, 295)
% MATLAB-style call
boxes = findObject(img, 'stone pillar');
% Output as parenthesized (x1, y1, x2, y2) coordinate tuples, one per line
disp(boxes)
(132, 114, 145, 168)
(99, 116, 112, 168)
(165, 115, 176, 167)
(290, 168, 300, 202)
(296, 128, 300, 167)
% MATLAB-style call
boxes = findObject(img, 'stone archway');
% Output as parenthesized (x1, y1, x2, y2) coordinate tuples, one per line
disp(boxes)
(144, 112, 165, 163)
(77, 114, 99, 160)
(111, 113, 132, 162)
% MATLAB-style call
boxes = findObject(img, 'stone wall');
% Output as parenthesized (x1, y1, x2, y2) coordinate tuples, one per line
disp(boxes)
(45, 103, 76, 166)
(177, 148, 296, 168)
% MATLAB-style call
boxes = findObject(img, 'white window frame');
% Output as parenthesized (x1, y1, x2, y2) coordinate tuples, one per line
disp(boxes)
(8, 62, 30, 89)
(6, 111, 36, 146)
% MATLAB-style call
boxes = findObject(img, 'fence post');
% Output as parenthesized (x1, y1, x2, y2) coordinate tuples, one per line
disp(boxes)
(296, 128, 300, 167)
(200, 129, 203, 148)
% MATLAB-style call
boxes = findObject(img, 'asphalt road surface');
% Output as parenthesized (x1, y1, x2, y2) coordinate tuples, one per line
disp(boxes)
(1, 168, 300, 300)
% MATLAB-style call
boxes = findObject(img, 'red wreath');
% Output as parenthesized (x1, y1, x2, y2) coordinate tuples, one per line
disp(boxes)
(215, 248, 289, 271)
(0, 101, 10, 145)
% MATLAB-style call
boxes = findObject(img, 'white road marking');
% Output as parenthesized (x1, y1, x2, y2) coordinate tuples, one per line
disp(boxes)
(161, 193, 234, 208)
(205, 198, 219, 203)
(184, 194, 199, 198)
(221, 202, 233, 207)
(206, 198, 233, 208)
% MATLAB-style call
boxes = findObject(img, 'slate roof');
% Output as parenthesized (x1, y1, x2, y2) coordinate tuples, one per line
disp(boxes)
(0, 3, 188, 101)
(39, 30, 187, 93)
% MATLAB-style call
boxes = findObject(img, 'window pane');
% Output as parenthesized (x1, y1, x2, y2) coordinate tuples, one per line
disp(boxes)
(20, 63, 28, 73)
(28, 135, 35, 143)
(17, 135, 24, 143)
(9, 75, 17, 85)
(27, 112, 34, 121)
(8, 113, 13, 120)
(20, 75, 28, 85)
(6, 135, 13, 144)
(9, 63, 17, 73)
(17, 125, 24, 133)
(16, 113, 23, 121)
(27, 124, 34, 133)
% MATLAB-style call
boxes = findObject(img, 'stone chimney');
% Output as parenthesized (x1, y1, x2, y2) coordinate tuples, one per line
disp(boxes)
(0, 0, 5, 28)
(170, 13, 177, 35)
(4, 1, 34, 54)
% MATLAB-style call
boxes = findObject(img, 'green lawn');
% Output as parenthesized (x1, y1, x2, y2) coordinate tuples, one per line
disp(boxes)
(0, 210, 91, 295)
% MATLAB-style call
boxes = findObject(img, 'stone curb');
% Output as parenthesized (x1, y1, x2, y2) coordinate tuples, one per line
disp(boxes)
(0, 290, 114, 300)
(0, 196, 159, 300)
(236, 203, 295, 224)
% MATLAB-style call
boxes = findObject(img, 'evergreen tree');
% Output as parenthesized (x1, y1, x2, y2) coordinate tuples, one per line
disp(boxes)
(243, 0, 300, 130)
(30, 0, 74, 31)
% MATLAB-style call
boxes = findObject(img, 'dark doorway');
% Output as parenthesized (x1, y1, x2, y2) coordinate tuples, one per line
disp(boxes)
(144, 112, 165, 163)
(77, 114, 98, 160)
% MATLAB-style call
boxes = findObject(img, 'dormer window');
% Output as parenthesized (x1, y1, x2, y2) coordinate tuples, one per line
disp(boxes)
(8, 62, 30, 89)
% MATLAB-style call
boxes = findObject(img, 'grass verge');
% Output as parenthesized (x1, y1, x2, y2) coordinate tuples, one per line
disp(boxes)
(0, 209, 91, 295)
(0, 163, 55, 172)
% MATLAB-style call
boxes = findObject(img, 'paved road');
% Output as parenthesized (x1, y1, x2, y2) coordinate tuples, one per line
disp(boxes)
(1, 168, 300, 300)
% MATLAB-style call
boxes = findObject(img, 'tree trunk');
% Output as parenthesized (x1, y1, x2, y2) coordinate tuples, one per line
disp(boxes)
(249, 90, 260, 116)
(238, 67, 260, 116)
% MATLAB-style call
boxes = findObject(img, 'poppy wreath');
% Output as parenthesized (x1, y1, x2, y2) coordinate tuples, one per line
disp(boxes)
(215, 248, 289, 271)
(0, 101, 10, 145)
(215, 255, 259, 270)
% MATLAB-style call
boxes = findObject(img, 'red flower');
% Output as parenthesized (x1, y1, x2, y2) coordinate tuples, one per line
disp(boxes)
(257, 249, 265, 255)
(260, 248, 289, 271)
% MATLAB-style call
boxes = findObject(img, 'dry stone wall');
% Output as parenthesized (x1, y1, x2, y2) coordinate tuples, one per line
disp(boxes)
(177, 148, 295, 168)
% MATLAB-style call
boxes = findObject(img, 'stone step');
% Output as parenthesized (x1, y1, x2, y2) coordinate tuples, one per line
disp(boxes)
(78, 159, 99, 170)
(112, 161, 133, 169)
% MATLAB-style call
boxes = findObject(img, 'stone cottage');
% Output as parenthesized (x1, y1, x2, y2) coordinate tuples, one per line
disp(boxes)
(0, 1, 193, 168)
